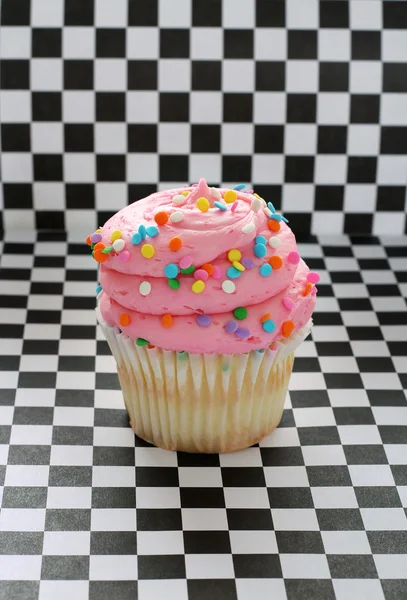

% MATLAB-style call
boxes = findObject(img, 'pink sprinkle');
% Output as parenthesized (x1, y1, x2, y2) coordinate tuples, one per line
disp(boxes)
(246, 190, 253, 194)
(307, 271, 320, 284)
(194, 269, 208, 281)
(231, 201, 238, 212)
(287, 251, 300, 265)
(311, 286, 318, 296)
(212, 266, 222, 280)
(283, 297, 295, 311)
(118, 250, 130, 262)
(191, 183, 197, 187)
(180, 255, 193, 269)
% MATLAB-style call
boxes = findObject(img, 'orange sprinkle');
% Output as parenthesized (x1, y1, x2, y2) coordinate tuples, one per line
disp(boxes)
(260, 313, 272, 324)
(94, 249, 108, 263)
(169, 237, 182, 252)
(303, 282, 313, 296)
(147, 344, 155, 349)
(282, 320, 295, 338)
(119, 313, 131, 326)
(201, 263, 214, 276)
(154, 211, 169, 226)
(93, 242, 105, 252)
(269, 255, 283, 270)
(86, 235, 92, 246)
(161, 314, 173, 328)
(268, 220, 280, 232)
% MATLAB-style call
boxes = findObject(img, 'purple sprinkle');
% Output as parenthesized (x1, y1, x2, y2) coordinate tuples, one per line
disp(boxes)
(241, 258, 254, 270)
(225, 320, 238, 334)
(197, 314, 211, 327)
(90, 233, 102, 243)
(231, 201, 238, 212)
(236, 328, 250, 339)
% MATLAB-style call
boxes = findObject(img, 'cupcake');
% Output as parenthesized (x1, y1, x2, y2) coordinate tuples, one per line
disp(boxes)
(88, 178, 318, 453)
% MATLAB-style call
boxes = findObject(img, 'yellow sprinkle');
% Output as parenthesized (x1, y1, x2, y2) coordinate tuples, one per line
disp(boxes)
(233, 261, 245, 272)
(254, 193, 263, 201)
(110, 230, 122, 242)
(192, 280, 205, 294)
(95, 228, 101, 233)
(182, 191, 190, 196)
(224, 190, 237, 203)
(228, 249, 241, 262)
(197, 197, 210, 212)
(141, 243, 155, 258)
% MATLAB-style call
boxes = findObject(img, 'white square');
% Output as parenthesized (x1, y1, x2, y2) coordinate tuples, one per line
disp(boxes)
(344, 184, 376, 213)
(285, 124, 317, 155)
(181, 509, 228, 531)
(317, 93, 350, 125)
(280, 554, 330, 579)
(286, 0, 318, 28)
(95, 60, 126, 91)
(373, 407, 407, 426)
(63, 28, 95, 59)
(90, 509, 136, 531)
(159, 0, 190, 27)
(39, 581, 89, 600)
(178, 467, 222, 488)
(158, 123, 190, 154)
(223, 0, 254, 27)
(10, 424, 52, 446)
(254, 92, 285, 124)
(220, 447, 262, 467)
(191, 29, 222, 60)
(1, 154, 32, 183)
(252, 155, 284, 183)
(383, 31, 407, 63)
(286, 61, 318, 93)
(293, 407, 335, 429)
(338, 425, 382, 446)
(378, 156, 407, 185)
(223, 60, 254, 92)
(350, 62, 382, 94)
(373, 212, 405, 236)
(255, 29, 286, 60)
(236, 580, 287, 600)
(0, 91, 31, 122)
(136, 487, 180, 509)
(222, 123, 253, 154)
(0, 556, 41, 581)
(361, 508, 407, 531)
(65, 210, 97, 235)
(42, 532, 90, 556)
(322, 531, 371, 555)
(311, 487, 358, 509)
(302, 445, 346, 466)
(127, 91, 159, 123)
(95, 0, 127, 26)
(361, 372, 402, 390)
(0, 508, 46, 532)
(224, 487, 270, 509)
(53, 407, 95, 428)
(264, 466, 309, 487)
(185, 554, 234, 579)
(288, 372, 326, 390)
(56, 371, 95, 390)
(334, 580, 386, 600)
(31, 123, 63, 153)
(230, 530, 278, 554)
(33, 183, 65, 211)
(347, 124, 380, 155)
(127, 154, 158, 182)
(189, 154, 221, 182)
(127, 28, 159, 59)
(90, 556, 138, 580)
(381, 94, 407, 126)
(271, 509, 319, 531)
(93, 425, 133, 447)
(312, 212, 344, 235)
(190, 92, 222, 123)
(319, 30, 351, 61)
(159, 60, 190, 91)
(350, 0, 382, 30)
(5, 465, 49, 487)
(31, 59, 63, 91)
(64, 154, 95, 183)
(328, 388, 370, 407)
(137, 531, 184, 555)
(63, 92, 95, 122)
(31, 0, 64, 26)
(374, 556, 407, 580)
(0, 27, 31, 58)
(95, 123, 126, 153)
(315, 155, 347, 185)
(92, 466, 135, 487)
(96, 183, 127, 210)
(349, 464, 395, 487)
(138, 581, 188, 600)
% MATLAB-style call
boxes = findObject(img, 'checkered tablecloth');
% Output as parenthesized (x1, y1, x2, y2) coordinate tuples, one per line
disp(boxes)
(0, 233, 406, 600)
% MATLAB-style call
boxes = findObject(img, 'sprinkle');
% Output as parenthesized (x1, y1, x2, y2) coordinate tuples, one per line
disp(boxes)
(225, 320, 238, 334)
(227, 266, 241, 279)
(110, 230, 122, 242)
(303, 282, 313, 296)
(311, 286, 318, 296)
(268, 220, 280, 232)
(197, 197, 210, 212)
(86, 235, 92, 246)
(180, 256, 192, 269)
(269, 236, 281, 248)
(228, 249, 241, 262)
(172, 194, 186, 205)
(233, 261, 245, 272)
(233, 184, 246, 190)
(212, 266, 222, 279)
(281, 216, 289, 223)
(287, 251, 300, 265)
(283, 297, 295, 310)
(241, 258, 254, 269)
(282, 321, 295, 338)
(194, 268, 209, 281)
(197, 314, 211, 327)
(262, 319, 276, 333)
(254, 193, 264, 202)
(201, 263, 214, 276)
(242, 223, 255, 234)
(211, 187, 221, 200)
(161, 314, 173, 328)
(178, 350, 188, 359)
(94, 242, 105, 252)
(155, 212, 169, 226)
(260, 263, 272, 277)
(139, 281, 151, 296)
(168, 278, 180, 289)
(170, 211, 184, 223)
(96, 285, 102, 294)
(260, 313, 272, 323)
(269, 213, 282, 222)
(146, 226, 159, 237)
(169, 237, 182, 252)
(234, 307, 247, 320)
(214, 201, 227, 211)
(118, 250, 130, 262)
(255, 236, 267, 245)
(113, 239, 125, 252)
(136, 338, 149, 347)
(138, 224, 147, 240)
(267, 201, 276, 213)
(224, 190, 237, 204)
(90, 232, 102, 243)
(254, 243, 267, 258)
(236, 328, 250, 339)
(119, 313, 130, 326)
(141, 243, 155, 258)
(222, 280, 236, 294)
(131, 232, 142, 245)
(101, 245, 113, 254)
(269, 255, 283, 270)
(180, 265, 195, 275)
(94, 250, 108, 263)
(307, 271, 320, 284)
(181, 191, 190, 196)
(231, 201, 238, 212)
(251, 198, 262, 212)
(192, 280, 205, 294)
(165, 264, 179, 278)
(264, 207, 272, 218)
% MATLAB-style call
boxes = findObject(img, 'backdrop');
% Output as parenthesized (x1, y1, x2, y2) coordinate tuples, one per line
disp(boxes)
(1, 0, 406, 235)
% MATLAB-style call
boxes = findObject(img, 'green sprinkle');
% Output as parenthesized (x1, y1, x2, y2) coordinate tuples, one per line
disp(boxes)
(136, 338, 149, 347)
(101, 245, 113, 254)
(180, 265, 195, 275)
(178, 351, 188, 360)
(91, 243, 95, 250)
(222, 364, 230, 372)
(168, 278, 180, 290)
(234, 307, 248, 320)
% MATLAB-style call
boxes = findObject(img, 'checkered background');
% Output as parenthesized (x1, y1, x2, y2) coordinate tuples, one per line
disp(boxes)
(1, 0, 407, 236)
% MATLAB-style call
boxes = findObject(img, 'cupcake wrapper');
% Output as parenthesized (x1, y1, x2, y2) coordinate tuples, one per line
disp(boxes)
(97, 305, 311, 453)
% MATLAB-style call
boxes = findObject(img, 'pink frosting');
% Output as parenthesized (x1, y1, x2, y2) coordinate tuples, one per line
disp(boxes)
(95, 178, 317, 354)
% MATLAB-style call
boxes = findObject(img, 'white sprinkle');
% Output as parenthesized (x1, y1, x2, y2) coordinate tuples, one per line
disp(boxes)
(172, 194, 185, 206)
(222, 280, 236, 294)
(170, 211, 184, 223)
(242, 223, 255, 234)
(264, 207, 272, 218)
(251, 198, 262, 212)
(139, 281, 151, 296)
(269, 236, 281, 248)
(112, 239, 125, 252)
(211, 187, 221, 200)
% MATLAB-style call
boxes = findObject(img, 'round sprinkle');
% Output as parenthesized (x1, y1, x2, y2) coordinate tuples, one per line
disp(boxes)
(201, 263, 214, 276)
(255, 236, 267, 245)
(231, 201, 238, 212)
(170, 211, 184, 223)
(269, 236, 281, 248)
(214, 201, 227, 211)
(225, 320, 238, 334)
(131, 232, 142, 245)
(169, 237, 182, 252)
(168, 278, 180, 290)
(113, 239, 125, 252)
(227, 266, 241, 279)
(161, 314, 173, 328)
(194, 268, 209, 281)
(269, 255, 283, 270)
(181, 190, 190, 196)
(181, 265, 195, 275)
(287, 251, 300, 265)
(233, 183, 246, 190)
(260, 313, 272, 323)
(307, 271, 320, 284)
(268, 220, 280, 232)
(141, 244, 155, 258)
(224, 190, 237, 204)
(222, 280, 236, 294)
(110, 230, 122, 242)
(228, 249, 241, 263)
(283, 297, 295, 310)
(236, 328, 250, 339)
(118, 250, 130, 262)
(211, 187, 221, 200)
(155, 212, 169, 226)
(94, 250, 108, 263)
(94, 242, 105, 252)
(197, 314, 211, 327)
(251, 198, 262, 212)
(262, 319, 276, 333)
(139, 281, 151, 296)
(192, 280, 205, 294)
(254, 243, 267, 258)
(233, 261, 245, 272)
(282, 320, 295, 338)
(260, 263, 272, 277)
(234, 307, 247, 320)
(86, 235, 92, 246)
(172, 194, 185, 205)
(242, 223, 255, 234)
(241, 258, 254, 269)
(96, 284, 102, 294)
(212, 266, 222, 280)
(136, 338, 149, 347)
(138, 224, 147, 239)
(90, 232, 102, 243)
(119, 313, 130, 326)
(146, 226, 159, 237)
(164, 264, 179, 278)
(196, 197, 210, 212)
(311, 286, 318, 296)
(303, 282, 313, 296)
(180, 256, 193, 270)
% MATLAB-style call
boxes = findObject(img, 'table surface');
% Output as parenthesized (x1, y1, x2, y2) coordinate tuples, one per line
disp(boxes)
(0, 233, 406, 600)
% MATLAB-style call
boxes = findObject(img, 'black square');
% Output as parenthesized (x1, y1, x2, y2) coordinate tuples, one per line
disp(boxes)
(65, 0, 94, 25)
(96, 93, 126, 121)
(188, 580, 237, 600)
(283, 212, 312, 234)
(49, 466, 92, 487)
(3, 184, 33, 209)
(41, 556, 89, 580)
(96, 155, 125, 182)
(268, 487, 314, 509)
(233, 554, 282, 578)
(128, 60, 158, 90)
(1, 0, 30, 24)
(298, 426, 341, 446)
(160, 93, 189, 122)
(285, 581, 335, 600)
(64, 124, 94, 152)
(317, 126, 347, 154)
(138, 555, 186, 579)
(223, 93, 253, 122)
(320, 0, 349, 27)
(327, 555, 378, 579)
(255, 62, 285, 91)
(33, 155, 63, 182)
(92, 487, 136, 508)
(319, 62, 349, 92)
(32, 92, 62, 121)
(381, 127, 407, 155)
(317, 508, 364, 531)
(315, 186, 344, 211)
(192, 0, 221, 26)
(350, 95, 380, 123)
(192, 61, 221, 91)
(288, 31, 317, 60)
(128, 124, 157, 152)
(355, 486, 401, 509)
(383, 64, 407, 93)
(222, 467, 266, 487)
(1, 124, 30, 152)
(45, 509, 91, 531)
(159, 155, 188, 181)
(36, 211, 65, 230)
(137, 508, 182, 530)
(261, 447, 304, 467)
(66, 184, 95, 209)
(129, 0, 158, 26)
(160, 29, 190, 58)
(255, 125, 284, 153)
(91, 532, 137, 554)
(0, 60, 29, 89)
(64, 60, 93, 90)
(276, 531, 324, 554)
(347, 157, 377, 183)
(96, 29, 126, 58)
(377, 186, 406, 212)
(223, 155, 252, 182)
(224, 30, 254, 59)
(32, 29, 62, 58)
(383, 2, 407, 28)
(90, 582, 138, 600)
(256, 0, 285, 27)
(136, 466, 179, 487)
(191, 125, 221, 153)
(183, 531, 231, 554)
(285, 157, 314, 183)
(287, 94, 316, 123)
(227, 509, 273, 530)
(352, 31, 381, 60)
(344, 213, 374, 235)
(128, 184, 156, 203)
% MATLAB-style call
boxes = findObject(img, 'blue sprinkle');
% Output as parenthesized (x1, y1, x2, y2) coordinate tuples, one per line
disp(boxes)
(281, 216, 289, 223)
(233, 184, 246, 190)
(96, 285, 102, 295)
(227, 266, 241, 279)
(255, 235, 267, 245)
(254, 243, 267, 258)
(164, 263, 179, 279)
(260, 263, 272, 277)
(146, 225, 159, 237)
(131, 232, 142, 245)
(269, 213, 282, 222)
(256, 349, 265, 353)
(262, 319, 276, 333)
(268, 201, 276, 213)
(138, 224, 147, 240)
(214, 201, 227, 211)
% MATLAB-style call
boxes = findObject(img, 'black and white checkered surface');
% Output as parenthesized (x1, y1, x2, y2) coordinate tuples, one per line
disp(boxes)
(0, 233, 406, 600)
(1, 0, 407, 236)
